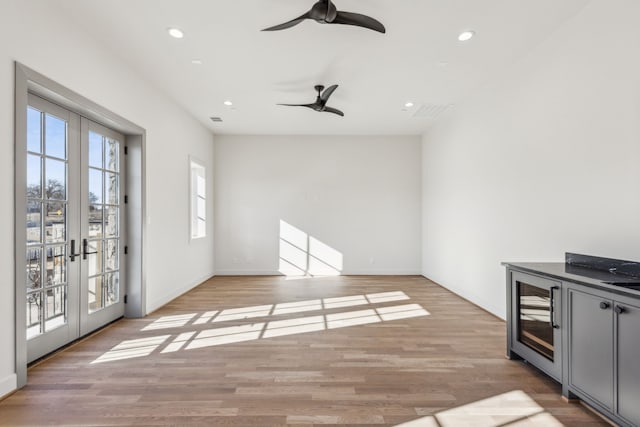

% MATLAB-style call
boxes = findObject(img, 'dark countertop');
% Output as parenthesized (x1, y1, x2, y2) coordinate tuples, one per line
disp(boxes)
(503, 261, 640, 299)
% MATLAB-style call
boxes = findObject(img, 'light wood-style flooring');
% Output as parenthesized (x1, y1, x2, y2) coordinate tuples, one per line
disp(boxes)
(0, 276, 608, 426)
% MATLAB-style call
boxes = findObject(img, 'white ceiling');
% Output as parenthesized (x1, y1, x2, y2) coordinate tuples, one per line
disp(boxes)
(58, 0, 589, 135)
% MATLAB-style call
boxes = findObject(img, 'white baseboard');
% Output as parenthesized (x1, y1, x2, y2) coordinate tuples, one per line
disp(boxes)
(0, 373, 17, 399)
(214, 270, 277, 276)
(215, 270, 422, 276)
(343, 270, 423, 275)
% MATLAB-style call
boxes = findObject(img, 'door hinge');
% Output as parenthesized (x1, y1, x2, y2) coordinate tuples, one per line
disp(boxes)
(124, 195, 128, 204)
(124, 245, 128, 255)
(124, 146, 128, 155)
(124, 294, 128, 304)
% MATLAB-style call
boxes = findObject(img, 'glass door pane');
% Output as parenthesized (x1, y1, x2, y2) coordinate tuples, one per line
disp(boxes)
(86, 131, 120, 313)
(25, 95, 80, 363)
(80, 119, 125, 335)
(517, 281, 554, 360)
(25, 105, 70, 338)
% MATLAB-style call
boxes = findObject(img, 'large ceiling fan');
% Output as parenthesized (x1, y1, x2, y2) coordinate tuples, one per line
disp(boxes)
(278, 85, 344, 117)
(262, 0, 386, 34)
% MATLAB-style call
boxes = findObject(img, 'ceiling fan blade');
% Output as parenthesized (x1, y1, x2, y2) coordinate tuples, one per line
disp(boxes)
(320, 84, 338, 102)
(332, 11, 386, 33)
(323, 106, 345, 117)
(278, 103, 316, 109)
(262, 12, 311, 31)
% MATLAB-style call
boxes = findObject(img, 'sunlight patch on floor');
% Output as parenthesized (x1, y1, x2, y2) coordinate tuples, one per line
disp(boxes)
(187, 323, 266, 350)
(97, 301, 430, 364)
(395, 390, 563, 427)
(212, 304, 273, 323)
(161, 331, 197, 353)
(263, 315, 326, 338)
(142, 291, 414, 332)
(326, 309, 381, 329)
(100, 289, 430, 365)
(377, 304, 429, 321)
(324, 295, 369, 310)
(92, 335, 170, 364)
(273, 299, 323, 315)
(367, 291, 411, 304)
(193, 311, 219, 325)
(141, 313, 197, 331)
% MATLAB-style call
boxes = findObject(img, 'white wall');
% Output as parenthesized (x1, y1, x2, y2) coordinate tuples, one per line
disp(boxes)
(215, 135, 421, 275)
(422, 0, 640, 318)
(0, 0, 215, 396)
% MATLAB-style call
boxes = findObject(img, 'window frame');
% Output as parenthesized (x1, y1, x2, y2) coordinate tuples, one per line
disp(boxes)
(189, 157, 207, 240)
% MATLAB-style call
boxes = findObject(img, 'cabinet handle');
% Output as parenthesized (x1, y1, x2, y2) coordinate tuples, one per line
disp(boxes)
(549, 286, 559, 329)
(615, 305, 626, 315)
(600, 301, 611, 310)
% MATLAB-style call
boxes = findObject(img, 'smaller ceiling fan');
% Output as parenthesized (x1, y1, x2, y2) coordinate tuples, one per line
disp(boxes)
(263, 0, 386, 34)
(278, 85, 344, 117)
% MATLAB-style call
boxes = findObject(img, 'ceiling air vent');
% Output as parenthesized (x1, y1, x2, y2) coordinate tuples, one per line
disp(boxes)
(413, 104, 452, 119)
(210, 116, 223, 123)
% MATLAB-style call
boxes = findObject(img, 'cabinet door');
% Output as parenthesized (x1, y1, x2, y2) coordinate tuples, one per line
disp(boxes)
(510, 271, 562, 381)
(616, 300, 640, 425)
(568, 288, 614, 410)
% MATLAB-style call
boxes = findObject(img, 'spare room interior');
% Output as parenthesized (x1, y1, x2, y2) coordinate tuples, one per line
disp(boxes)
(1, 1, 639, 426)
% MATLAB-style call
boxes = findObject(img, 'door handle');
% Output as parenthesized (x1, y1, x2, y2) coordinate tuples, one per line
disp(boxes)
(82, 238, 98, 260)
(549, 286, 560, 329)
(615, 305, 626, 315)
(69, 239, 81, 262)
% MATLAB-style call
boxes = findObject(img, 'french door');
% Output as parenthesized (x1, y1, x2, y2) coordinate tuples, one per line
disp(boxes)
(25, 94, 125, 362)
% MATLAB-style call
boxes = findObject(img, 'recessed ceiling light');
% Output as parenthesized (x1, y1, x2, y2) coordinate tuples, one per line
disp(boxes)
(191, 59, 203, 65)
(224, 100, 233, 106)
(168, 28, 184, 39)
(405, 102, 414, 108)
(458, 30, 475, 42)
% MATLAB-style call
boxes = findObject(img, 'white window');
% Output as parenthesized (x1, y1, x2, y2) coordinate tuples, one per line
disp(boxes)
(190, 159, 206, 239)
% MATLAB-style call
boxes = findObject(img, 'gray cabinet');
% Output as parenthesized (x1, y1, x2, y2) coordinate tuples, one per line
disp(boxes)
(505, 262, 640, 427)
(567, 287, 614, 410)
(566, 285, 640, 426)
(617, 300, 640, 426)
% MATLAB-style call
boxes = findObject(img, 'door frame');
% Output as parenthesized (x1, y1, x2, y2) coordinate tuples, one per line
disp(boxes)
(14, 62, 147, 388)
